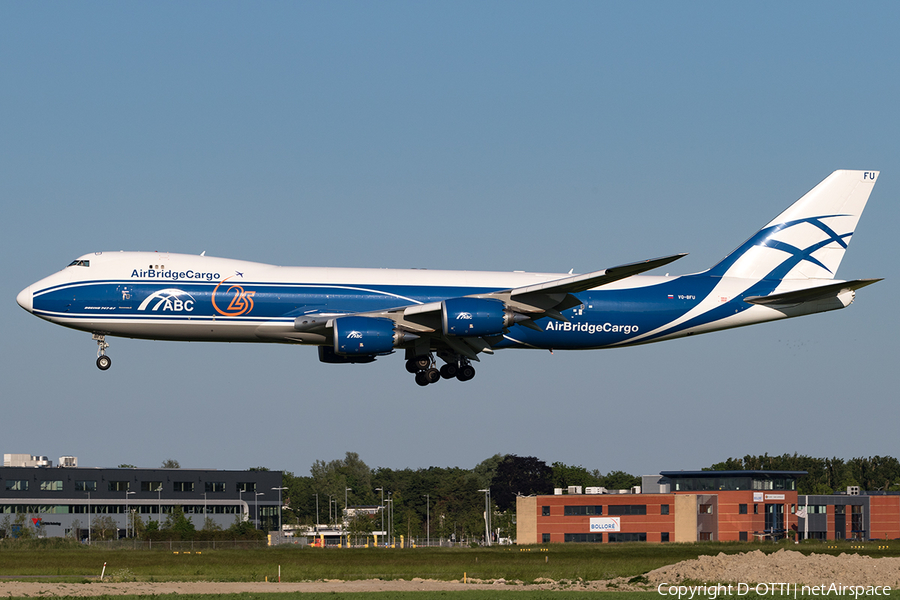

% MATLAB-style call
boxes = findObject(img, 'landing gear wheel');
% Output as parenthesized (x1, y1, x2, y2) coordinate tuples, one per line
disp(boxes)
(405, 359, 420, 374)
(457, 364, 476, 381)
(93, 333, 111, 371)
(413, 356, 431, 371)
(440, 363, 458, 379)
(414, 371, 430, 386)
(424, 368, 441, 384)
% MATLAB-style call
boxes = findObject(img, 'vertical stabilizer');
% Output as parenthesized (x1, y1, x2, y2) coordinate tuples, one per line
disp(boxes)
(708, 170, 878, 281)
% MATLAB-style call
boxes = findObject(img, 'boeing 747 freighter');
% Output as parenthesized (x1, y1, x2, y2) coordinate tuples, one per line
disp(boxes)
(17, 170, 881, 385)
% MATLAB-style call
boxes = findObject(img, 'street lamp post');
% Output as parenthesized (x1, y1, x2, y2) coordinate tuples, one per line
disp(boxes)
(272, 486, 287, 533)
(239, 489, 245, 522)
(125, 491, 135, 537)
(156, 486, 162, 522)
(385, 496, 393, 545)
(315, 493, 319, 531)
(86, 492, 91, 544)
(375, 487, 384, 542)
(423, 494, 430, 547)
(478, 488, 491, 546)
(255, 492, 264, 529)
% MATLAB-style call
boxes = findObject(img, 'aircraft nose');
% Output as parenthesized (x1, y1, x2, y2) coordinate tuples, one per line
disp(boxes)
(17, 285, 33, 313)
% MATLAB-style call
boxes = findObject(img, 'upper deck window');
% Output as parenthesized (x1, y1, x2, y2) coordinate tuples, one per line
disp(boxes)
(67, 260, 90, 267)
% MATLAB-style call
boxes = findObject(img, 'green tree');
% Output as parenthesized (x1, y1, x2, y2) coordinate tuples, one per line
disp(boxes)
(161, 458, 180, 469)
(551, 462, 603, 489)
(91, 515, 117, 540)
(600, 470, 641, 490)
(130, 512, 146, 538)
(202, 516, 222, 532)
(473, 454, 506, 489)
(491, 455, 553, 511)
(162, 506, 195, 539)
(12, 514, 35, 539)
(311, 451, 374, 520)
(281, 470, 316, 525)
(347, 510, 375, 545)
(68, 518, 83, 539)
(118, 464, 137, 469)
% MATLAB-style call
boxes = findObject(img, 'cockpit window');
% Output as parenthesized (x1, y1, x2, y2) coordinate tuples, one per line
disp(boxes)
(67, 260, 90, 267)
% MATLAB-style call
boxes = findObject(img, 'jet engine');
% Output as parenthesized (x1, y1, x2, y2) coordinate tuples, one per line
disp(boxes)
(332, 316, 415, 356)
(441, 297, 525, 337)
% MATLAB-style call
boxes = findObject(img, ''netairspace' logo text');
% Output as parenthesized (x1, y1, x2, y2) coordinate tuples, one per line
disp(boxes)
(657, 583, 891, 599)
(131, 269, 220, 281)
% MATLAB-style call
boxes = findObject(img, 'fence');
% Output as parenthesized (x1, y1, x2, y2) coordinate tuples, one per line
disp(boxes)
(77, 539, 269, 550)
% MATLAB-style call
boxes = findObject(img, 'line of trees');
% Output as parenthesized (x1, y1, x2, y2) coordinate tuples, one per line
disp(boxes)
(277, 452, 642, 542)
(705, 454, 900, 494)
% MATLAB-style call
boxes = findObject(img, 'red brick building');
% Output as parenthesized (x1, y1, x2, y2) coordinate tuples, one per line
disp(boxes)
(518, 470, 900, 544)
(517, 470, 804, 544)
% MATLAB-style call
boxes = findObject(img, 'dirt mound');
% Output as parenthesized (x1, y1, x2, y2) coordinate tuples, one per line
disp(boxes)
(647, 549, 900, 587)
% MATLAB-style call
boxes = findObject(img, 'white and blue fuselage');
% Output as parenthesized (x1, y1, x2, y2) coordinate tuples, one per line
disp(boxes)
(16, 170, 882, 385)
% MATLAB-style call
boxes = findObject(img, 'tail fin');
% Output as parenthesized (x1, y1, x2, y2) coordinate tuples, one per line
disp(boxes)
(708, 170, 879, 281)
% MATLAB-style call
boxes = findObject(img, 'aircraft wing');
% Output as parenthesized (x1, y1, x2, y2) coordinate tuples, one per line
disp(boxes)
(481, 253, 687, 316)
(294, 253, 686, 360)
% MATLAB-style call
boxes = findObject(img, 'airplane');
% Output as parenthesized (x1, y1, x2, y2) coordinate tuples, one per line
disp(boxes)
(17, 169, 881, 386)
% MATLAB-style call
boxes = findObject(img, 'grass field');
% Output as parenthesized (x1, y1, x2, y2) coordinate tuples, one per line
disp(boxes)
(0, 538, 897, 583)
(2, 593, 900, 600)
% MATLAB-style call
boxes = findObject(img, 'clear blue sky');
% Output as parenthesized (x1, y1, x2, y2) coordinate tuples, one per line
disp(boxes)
(3, 2, 898, 478)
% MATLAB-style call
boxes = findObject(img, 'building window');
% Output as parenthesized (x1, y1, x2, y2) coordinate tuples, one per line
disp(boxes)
(564, 505, 603, 516)
(739, 531, 748, 541)
(660, 504, 669, 515)
(608, 505, 646, 516)
(608, 532, 647, 542)
(542, 533, 551, 543)
(108, 481, 130, 492)
(174, 482, 195, 492)
(5, 480, 28, 492)
(237, 482, 256, 493)
(699, 504, 713, 514)
(661, 532, 670, 542)
(141, 481, 163, 492)
(205, 482, 226, 493)
(75, 480, 97, 492)
(699, 532, 712, 541)
(739, 504, 748, 514)
(542, 506, 550, 516)
(753, 504, 758, 514)
(40, 481, 63, 491)
(564, 533, 603, 543)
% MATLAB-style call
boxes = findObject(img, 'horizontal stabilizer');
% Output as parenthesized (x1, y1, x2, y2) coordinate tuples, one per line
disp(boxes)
(744, 278, 882, 307)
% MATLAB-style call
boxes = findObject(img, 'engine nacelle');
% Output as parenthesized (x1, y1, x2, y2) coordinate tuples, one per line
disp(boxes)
(442, 297, 518, 337)
(333, 316, 406, 356)
(318, 345, 376, 364)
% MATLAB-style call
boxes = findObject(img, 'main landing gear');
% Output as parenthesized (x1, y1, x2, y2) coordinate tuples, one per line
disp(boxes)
(405, 354, 475, 386)
(93, 333, 111, 371)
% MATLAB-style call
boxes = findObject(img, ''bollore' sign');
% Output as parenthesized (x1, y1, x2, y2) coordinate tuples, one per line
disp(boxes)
(589, 517, 621, 532)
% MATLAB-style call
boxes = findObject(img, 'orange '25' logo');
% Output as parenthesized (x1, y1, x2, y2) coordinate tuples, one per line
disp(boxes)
(212, 278, 256, 316)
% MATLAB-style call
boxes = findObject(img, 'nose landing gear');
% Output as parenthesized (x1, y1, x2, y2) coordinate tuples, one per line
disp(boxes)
(93, 333, 111, 370)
